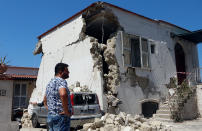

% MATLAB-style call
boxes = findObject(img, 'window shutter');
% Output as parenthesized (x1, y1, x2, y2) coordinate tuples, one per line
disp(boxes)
(121, 31, 131, 67)
(141, 38, 149, 68)
(131, 36, 141, 67)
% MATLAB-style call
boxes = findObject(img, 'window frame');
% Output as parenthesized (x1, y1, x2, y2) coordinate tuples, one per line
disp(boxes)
(141, 37, 150, 68)
(13, 82, 28, 108)
(121, 32, 150, 69)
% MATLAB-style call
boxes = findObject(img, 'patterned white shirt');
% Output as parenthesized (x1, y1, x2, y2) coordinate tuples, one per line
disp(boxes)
(45, 77, 72, 115)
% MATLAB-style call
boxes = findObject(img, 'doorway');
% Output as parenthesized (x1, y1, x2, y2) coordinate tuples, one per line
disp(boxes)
(175, 43, 186, 85)
(142, 101, 159, 118)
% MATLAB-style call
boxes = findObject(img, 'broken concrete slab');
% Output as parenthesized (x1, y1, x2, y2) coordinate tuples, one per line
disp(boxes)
(79, 112, 172, 131)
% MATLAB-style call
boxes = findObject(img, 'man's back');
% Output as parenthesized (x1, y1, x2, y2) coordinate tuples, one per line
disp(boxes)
(46, 77, 68, 115)
(44, 63, 72, 131)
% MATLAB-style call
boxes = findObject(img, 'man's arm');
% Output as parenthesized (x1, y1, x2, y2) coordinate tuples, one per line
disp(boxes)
(59, 88, 71, 117)
(43, 95, 48, 110)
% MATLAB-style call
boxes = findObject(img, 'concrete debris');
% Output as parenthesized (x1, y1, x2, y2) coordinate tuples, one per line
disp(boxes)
(90, 37, 106, 70)
(33, 40, 42, 55)
(79, 112, 172, 131)
(68, 81, 92, 93)
(83, 2, 120, 44)
(90, 36, 121, 114)
(21, 109, 32, 128)
(106, 93, 121, 108)
(104, 37, 120, 94)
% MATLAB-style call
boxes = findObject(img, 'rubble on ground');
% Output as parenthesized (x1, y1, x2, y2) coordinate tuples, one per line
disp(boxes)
(79, 112, 172, 131)
(21, 109, 32, 128)
(106, 91, 121, 114)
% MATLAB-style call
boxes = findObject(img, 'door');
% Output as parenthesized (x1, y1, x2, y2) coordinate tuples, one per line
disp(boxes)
(175, 43, 186, 85)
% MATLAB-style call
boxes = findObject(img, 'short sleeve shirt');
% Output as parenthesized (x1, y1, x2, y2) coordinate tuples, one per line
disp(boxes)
(45, 77, 72, 115)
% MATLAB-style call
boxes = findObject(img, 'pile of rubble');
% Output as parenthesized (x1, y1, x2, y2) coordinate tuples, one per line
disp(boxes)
(106, 92, 121, 113)
(21, 109, 33, 128)
(68, 81, 92, 92)
(80, 112, 172, 131)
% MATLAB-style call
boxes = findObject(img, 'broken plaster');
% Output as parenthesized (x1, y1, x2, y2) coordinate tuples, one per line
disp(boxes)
(89, 36, 121, 113)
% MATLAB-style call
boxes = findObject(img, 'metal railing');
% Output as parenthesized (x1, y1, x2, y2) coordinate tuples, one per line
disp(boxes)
(195, 68, 202, 83)
(181, 67, 202, 86)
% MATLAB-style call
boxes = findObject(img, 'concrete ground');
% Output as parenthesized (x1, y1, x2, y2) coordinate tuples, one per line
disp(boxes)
(162, 118, 202, 131)
(20, 128, 46, 131)
(20, 127, 47, 131)
(20, 118, 202, 131)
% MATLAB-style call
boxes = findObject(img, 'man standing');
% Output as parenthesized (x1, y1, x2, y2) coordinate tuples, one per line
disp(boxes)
(44, 63, 72, 131)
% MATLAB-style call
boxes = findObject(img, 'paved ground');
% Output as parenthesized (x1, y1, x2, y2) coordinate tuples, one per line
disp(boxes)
(20, 128, 46, 131)
(20, 118, 202, 131)
(20, 125, 47, 131)
(162, 118, 202, 131)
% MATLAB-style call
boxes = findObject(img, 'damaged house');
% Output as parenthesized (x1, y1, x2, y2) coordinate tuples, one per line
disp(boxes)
(31, 2, 202, 117)
(0, 66, 38, 130)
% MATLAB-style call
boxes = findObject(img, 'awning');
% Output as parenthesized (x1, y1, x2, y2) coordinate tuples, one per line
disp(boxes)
(176, 29, 202, 44)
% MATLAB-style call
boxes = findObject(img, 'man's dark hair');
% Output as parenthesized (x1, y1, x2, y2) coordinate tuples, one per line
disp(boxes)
(55, 63, 69, 75)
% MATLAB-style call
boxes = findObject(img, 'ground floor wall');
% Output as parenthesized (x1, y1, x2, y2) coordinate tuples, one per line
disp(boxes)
(117, 75, 168, 115)
(0, 80, 13, 125)
(182, 93, 198, 120)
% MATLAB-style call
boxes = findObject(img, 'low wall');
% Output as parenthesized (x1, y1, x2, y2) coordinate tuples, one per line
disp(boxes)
(182, 92, 198, 120)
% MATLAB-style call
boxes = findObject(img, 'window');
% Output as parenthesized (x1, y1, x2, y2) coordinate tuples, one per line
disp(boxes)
(122, 32, 150, 68)
(0, 89, 6, 96)
(73, 94, 98, 105)
(13, 83, 27, 108)
(150, 44, 155, 54)
(141, 38, 149, 67)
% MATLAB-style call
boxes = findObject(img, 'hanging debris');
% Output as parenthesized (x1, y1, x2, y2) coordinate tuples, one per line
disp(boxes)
(89, 36, 121, 114)
(103, 37, 120, 94)
(90, 37, 107, 70)
(82, 2, 123, 114)
(83, 2, 121, 44)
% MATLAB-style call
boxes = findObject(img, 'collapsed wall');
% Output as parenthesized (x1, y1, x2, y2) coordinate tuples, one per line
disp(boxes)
(89, 37, 121, 113)
(83, 2, 122, 113)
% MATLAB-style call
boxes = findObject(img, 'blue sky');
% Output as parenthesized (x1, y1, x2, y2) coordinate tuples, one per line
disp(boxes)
(0, 0, 201, 68)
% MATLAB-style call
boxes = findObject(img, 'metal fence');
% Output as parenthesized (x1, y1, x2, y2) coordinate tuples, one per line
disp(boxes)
(186, 67, 202, 85)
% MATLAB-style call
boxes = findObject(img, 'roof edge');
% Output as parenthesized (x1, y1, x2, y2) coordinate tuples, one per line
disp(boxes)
(37, 3, 97, 39)
(37, 1, 191, 40)
(8, 66, 39, 70)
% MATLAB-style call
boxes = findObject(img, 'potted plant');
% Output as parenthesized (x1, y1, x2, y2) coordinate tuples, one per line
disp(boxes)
(0, 56, 8, 74)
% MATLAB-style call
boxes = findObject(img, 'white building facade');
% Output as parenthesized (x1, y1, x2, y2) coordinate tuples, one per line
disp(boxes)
(31, 2, 201, 116)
